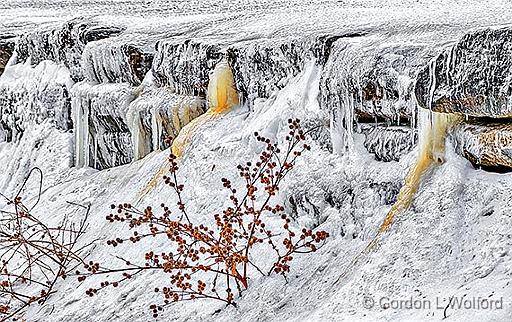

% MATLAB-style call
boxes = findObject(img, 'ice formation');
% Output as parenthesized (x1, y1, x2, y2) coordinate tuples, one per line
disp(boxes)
(127, 79, 205, 160)
(361, 124, 417, 162)
(2, 1, 512, 321)
(319, 36, 428, 155)
(171, 58, 239, 157)
(71, 82, 136, 169)
(15, 18, 124, 82)
(82, 37, 154, 86)
(379, 109, 462, 232)
(0, 59, 73, 142)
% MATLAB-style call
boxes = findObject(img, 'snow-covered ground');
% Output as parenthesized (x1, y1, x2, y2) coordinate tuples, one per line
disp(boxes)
(1, 1, 512, 321)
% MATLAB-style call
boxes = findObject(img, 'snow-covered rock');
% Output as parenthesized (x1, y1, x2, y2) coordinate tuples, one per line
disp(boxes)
(152, 39, 222, 95)
(416, 27, 512, 117)
(451, 121, 512, 169)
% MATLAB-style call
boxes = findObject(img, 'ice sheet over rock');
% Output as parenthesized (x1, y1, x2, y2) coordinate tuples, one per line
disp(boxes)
(320, 35, 435, 153)
(416, 26, 512, 118)
(71, 82, 136, 170)
(15, 17, 124, 82)
(0, 60, 73, 142)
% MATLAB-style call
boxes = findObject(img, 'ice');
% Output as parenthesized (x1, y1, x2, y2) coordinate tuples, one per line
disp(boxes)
(416, 26, 512, 117)
(0, 59, 73, 142)
(229, 37, 327, 107)
(82, 35, 154, 86)
(152, 39, 222, 95)
(379, 108, 462, 231)
(1, 1, 512, 321)
(360, 124, 417, 162)
(71, 82, 136, 169)
(172, 58, 239, 157)
(15, 18, 124, 82)
(128, 80, 206, 160)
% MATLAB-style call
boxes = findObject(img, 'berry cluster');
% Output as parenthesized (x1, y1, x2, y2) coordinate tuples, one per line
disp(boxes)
(79, 119, 329, 318)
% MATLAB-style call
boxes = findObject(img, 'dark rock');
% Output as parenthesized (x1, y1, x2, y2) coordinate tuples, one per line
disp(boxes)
(0, 36, 16, 76)
(415, 27, 512, 117)
(451, 121, 512, 169)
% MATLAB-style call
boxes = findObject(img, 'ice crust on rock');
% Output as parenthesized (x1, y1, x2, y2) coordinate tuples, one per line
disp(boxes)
(229, 37, 331, 106)
(416, 26, 512, 117)
(16, 17, 124, 82)
(71, 82, 136, 169)
(0, 60, 73, 142)
(152, 39, 223, 96)
(82, 35, 154, 86)
(360, 124, 417, 162)
(1, 1, 512, 321)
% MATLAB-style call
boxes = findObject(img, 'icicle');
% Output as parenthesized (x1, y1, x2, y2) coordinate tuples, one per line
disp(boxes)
(378, 56, 463, 232)
(151, 109, 162, 151)
(72, 93, 90, 168)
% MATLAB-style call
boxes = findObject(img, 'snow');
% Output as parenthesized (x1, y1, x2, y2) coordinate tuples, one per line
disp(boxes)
(1, 0, 512, 321)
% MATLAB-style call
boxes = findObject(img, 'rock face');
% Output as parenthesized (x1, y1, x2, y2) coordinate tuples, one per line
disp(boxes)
(0, 61, 73, 142)
(360, 124, 417, 162)
(152, 40, 222, 96)
(16, 18, 124, 82)
(4, 13, 512, 172)
(416, 27, 512, 118)
(0, 36, 15, 76)
(451, 121, 512, 169)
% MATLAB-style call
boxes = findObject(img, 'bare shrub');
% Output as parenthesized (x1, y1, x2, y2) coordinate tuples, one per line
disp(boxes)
(80, 119, 329, 317)
(0, 168, 91, 320)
